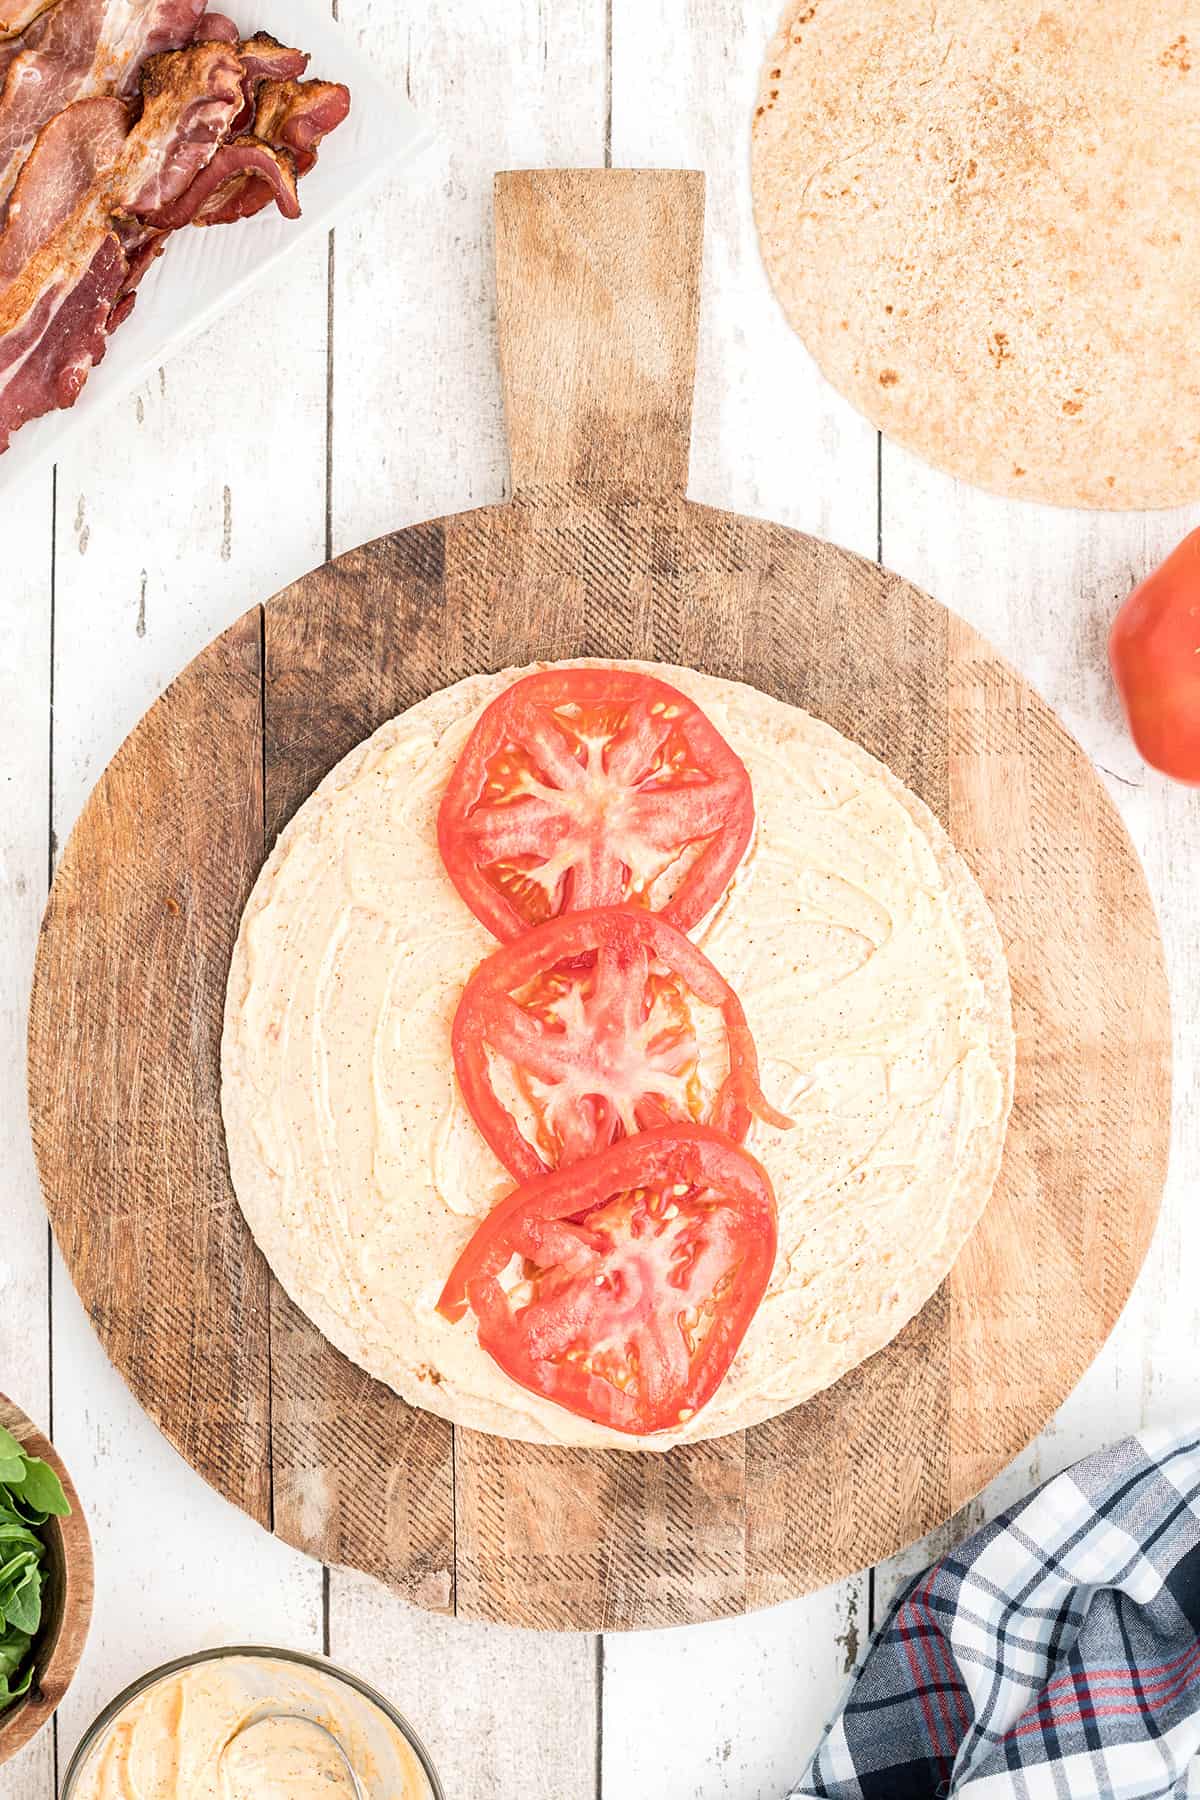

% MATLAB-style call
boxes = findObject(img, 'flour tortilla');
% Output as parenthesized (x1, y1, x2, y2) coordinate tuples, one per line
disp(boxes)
(222, 660, 1015, 1452)
(752, 0, 1200, 509)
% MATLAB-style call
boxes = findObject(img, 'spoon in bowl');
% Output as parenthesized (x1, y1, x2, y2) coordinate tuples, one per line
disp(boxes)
(222, 1711, 367, 1798)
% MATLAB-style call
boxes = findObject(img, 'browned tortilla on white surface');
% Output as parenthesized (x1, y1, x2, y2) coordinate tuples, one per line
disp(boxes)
(752, 0, 1200, 509)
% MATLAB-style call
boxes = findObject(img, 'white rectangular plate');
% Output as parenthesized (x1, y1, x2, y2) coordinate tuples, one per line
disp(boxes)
(1, 0, 434, 492)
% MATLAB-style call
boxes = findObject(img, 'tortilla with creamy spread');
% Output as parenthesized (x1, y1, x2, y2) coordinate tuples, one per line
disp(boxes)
(221, 661, 1014, 1452)
(752, 0, 1200, 509)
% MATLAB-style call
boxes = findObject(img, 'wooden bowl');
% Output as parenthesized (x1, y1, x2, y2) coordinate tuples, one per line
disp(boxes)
(0, 1396, 93, 1768)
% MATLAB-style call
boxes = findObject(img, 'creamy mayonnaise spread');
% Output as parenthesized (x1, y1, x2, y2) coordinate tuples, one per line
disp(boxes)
(221, 661, 1014, 1450)
(69, 1654, 434, 1800)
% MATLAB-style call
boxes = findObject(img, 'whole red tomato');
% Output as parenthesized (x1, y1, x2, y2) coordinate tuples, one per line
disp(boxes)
(1110, 528, 1200, 785)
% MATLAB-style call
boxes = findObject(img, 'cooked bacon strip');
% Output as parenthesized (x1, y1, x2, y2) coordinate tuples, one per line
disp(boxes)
(0, 21, 347, 451)
(0, 0, 59, 40)
(254, 76, 347, 175)
(0, 45, 239, 330)
(0, 93, 126, 419)
(193, 9, 235, 40)
(223, 30, 307, 133)
(194, 76, 348, 225)
(0, 0, 109, 205)
(121, 39, 241, 212)
(0, 0, 206, 208)
(238, 31, 306, 81)
(0, 41, 240, 441)
(99, 211, 167, 329)
(112, 0, 204, 94)
(0, 91, 125, 278)
(0, 227, 122, 445)
(141, 131, 294, 226)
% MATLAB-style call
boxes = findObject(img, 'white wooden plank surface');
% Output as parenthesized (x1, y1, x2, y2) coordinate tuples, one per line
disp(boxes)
(331, 0, 610, 546)
(331, 1572, 598, 1800)
(602, 1591, 866, 1800)
(610, 0, 879, 550)
(0, 487, 55, 1797)
(0, 1, 1196, 1796)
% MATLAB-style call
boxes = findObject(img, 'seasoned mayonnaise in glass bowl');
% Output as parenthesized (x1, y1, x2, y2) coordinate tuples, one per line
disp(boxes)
(61, 1645, 445, 1800)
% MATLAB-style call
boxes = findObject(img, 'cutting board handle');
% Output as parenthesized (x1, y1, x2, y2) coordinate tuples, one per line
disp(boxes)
(494, 169, 705, 498)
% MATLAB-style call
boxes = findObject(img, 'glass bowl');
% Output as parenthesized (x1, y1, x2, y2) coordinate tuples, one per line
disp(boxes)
(61, 1644, 445, 1798)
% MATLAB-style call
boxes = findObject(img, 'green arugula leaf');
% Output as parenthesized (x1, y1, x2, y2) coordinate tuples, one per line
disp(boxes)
(0, 1662, 34, 1707)
(0, 1428, 25, 1488)
(0, 1427, 69, 1713)
(0, 1566, 41, 1638)
(2, 1495, 47, 1528)
(0, 1524, 41, 1552)
(0, 1550, 37, 1597)
(0, 1629, 31, 1681)
(11, 1458, 69, 1519)
(0, 1499, 39, 1538)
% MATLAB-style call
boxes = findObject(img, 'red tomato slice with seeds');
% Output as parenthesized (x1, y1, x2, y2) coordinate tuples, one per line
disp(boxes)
(438, 1125, 779, 1436)
(437, 667, 755, 941)
(452, 905, 791, 1183)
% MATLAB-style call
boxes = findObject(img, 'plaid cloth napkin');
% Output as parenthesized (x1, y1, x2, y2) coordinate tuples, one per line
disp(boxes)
(790, 1429, 1200, 1800)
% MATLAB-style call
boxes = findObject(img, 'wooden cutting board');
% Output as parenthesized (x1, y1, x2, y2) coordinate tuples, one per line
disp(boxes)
(27, 170, 1171, 1632)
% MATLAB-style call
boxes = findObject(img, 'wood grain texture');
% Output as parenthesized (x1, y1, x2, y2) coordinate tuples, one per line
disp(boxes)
(29, 608, 271, 1530)
(497, 170, 703, 495)
(26, 169, 1170, 1633)
(0, 1399, 93, 1769)
(265, 539, 456, 1612)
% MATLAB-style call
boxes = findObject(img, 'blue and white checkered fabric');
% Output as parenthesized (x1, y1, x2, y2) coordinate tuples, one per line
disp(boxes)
(790, 1430, 1200, 1800)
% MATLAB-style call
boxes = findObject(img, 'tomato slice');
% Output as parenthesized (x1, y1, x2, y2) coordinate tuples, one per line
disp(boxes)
(437, 667, 755, 941)
(438, 1125, 778, 1436)
(452, 905, 791, 1182)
